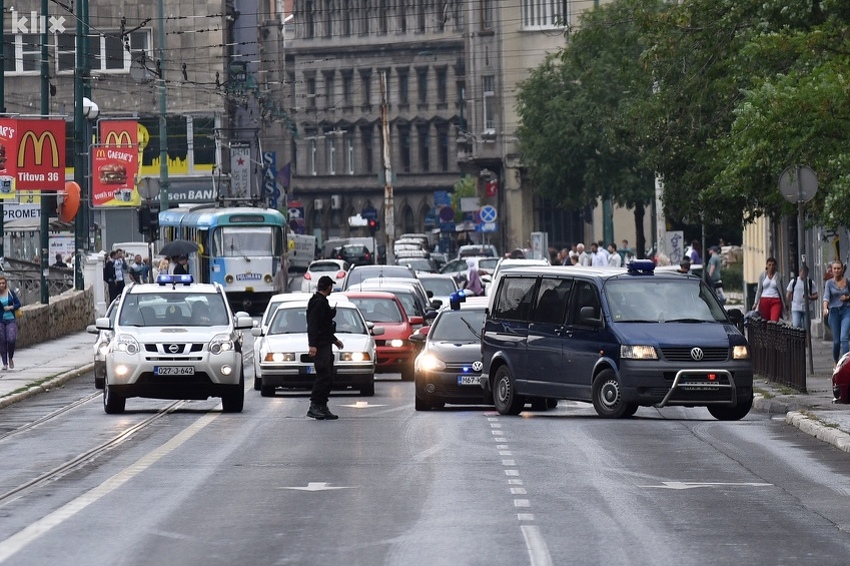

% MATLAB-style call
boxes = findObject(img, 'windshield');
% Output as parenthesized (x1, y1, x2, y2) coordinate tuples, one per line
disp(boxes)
(605, 279, 727, 323)
(421, 278, 456, 296)
(213, 226, 281, 257)
(346, 266, 414, 287)
(479, 258, 499, 272)
(430, 310, 486, 342)
(269, 305, 366, 335)
(347, 298, 404, 323)
(310, 262, 344, 273)
(119, 292, 230, 327)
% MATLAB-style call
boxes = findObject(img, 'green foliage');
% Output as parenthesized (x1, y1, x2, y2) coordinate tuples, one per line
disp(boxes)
(451, 175, 477, 223)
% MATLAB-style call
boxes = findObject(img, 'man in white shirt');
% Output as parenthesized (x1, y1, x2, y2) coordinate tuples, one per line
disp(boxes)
(589, 243, 606, 267)
(607, 243, 622, 267)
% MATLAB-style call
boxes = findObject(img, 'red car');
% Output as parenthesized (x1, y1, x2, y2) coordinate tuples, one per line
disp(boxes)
(342, 291, 420, 381)
(833, 352, 850, 403)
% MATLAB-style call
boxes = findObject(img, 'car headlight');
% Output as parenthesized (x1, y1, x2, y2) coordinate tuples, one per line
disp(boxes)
(732, 345, 749, 360)
(115, 334, 140, 355)
(389, 339, 405, 348)
(263, 352, 296, 362)
(620, 345, 658, 360)
(209, 333, 234, 355)
(340, 352, 371, 362)
(416, 353, 446, 371)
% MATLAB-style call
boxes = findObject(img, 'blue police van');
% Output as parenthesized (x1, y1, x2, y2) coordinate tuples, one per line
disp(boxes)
(480, 261, 753, 420)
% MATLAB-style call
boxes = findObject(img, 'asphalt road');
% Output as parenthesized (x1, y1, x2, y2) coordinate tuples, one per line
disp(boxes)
(1, 347, 850, 565)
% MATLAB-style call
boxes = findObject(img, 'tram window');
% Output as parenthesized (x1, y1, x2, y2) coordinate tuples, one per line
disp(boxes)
(214, 227, 275, 257)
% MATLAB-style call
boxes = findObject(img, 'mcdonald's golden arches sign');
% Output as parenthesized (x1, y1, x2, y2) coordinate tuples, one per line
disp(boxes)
(0, 118, 66, 197)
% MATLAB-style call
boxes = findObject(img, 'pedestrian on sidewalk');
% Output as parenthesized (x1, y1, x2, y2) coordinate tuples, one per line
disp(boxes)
(786, 265, 817, 329)
(306, 275, 344, 420)
(753, 257, 785, 322)
(103, 251, 117, 302)
(0, 275, 21, 370)
(823, 261, 850, 364)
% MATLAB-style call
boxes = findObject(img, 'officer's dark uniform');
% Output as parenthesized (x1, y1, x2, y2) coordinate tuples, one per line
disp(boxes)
(306, 278, 339, 419)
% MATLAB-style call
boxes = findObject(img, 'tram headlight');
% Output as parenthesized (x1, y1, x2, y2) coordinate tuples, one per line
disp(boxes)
(225, 274, 234, 284)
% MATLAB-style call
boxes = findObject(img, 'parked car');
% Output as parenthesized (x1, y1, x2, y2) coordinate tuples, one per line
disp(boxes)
(301, 259, 350, 293)
(333, 244, 374, 267)
(341, 264, 417, 290)
(251, 295, 378, 396)
(342, 291, 417, 381)
(94, 274, 253, 414)
(411, 297, 490, 410)
(480, 261, 753, 420)
(833, 352, 850, 403)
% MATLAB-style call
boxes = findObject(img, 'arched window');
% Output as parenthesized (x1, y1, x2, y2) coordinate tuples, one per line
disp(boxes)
(402, 205, 415, 234)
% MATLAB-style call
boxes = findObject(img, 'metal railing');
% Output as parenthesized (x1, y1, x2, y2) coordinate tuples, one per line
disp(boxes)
(2, 258, 75, 305)
(745, 315, 807, 392)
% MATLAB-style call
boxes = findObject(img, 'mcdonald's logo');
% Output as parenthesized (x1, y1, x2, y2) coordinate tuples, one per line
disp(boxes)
(104, 130, 133, 146)
(96, 149, 106, 159)
(17, 130, 59, 168)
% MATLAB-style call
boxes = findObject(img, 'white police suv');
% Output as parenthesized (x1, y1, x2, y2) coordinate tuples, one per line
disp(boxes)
(95, 274, 254, 414)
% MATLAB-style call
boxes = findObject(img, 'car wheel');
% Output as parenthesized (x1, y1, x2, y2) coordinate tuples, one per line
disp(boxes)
(94, 373, 105, 390)
(401, 365, 414, 382)
(591, 369, 629, 418)
(103, 381, 125, 415)
(253, 372, 262, 391)
(493, 365, 524, 416)
(415, 395, 431, 411)
(221, 370, 244, 413)
(360, 381, 375, 396)
(622, 403, 639, 418)
(707, 394, 753, 421)
(530, 398, 549, 411)
(546, 398, 558, 409)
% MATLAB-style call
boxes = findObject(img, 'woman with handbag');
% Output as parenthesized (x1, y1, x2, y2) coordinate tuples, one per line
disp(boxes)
(823, 261, 850, 366)
(0, 275, 22, 370)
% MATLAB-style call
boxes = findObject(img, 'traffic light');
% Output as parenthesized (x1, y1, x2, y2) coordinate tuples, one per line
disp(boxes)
(138, 205, 160, 240)
(368, 218, 378, 235)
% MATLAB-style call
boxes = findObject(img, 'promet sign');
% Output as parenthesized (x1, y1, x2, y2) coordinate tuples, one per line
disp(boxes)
(0, 118, 66, 198)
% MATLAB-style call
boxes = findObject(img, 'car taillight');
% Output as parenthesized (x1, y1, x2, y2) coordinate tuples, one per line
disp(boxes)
(304, 272, 312, 280)
(479, 270, 489, 276)
(336, 271, 346, 279)
(365, 252, 371, 260)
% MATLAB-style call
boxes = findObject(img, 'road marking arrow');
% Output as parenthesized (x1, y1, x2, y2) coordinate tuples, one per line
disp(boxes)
(338, 401, 387, 408)
(641, 482, 772, 490)
(280, 482, 357, 492)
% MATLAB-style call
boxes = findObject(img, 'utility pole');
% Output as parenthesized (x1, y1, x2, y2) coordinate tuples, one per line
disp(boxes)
(73, 0, 87, 290)
(380, 71, 394, 265)
(157, 0, 170, 209)
(39, 0, 50, 304)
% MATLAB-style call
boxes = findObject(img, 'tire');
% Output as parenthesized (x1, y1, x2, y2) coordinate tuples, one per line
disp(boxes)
(103, 381, 125, 414)
(401, 365, 415, 382)
(360, 381, 375, 396)
(531, 398, 558, 411)
(546, 398, 558, 409)
(94, 375, 105, 390)
(253, 374, 262, 391)
(591, 369, 629, 418)
(221, 370, 245, 413)
(260, 384, 276, 397)
(622, 403, 639, 418)
(707, 394, 753, 421)
(493, 366, 524, 416)
(415, 395, 432, 411)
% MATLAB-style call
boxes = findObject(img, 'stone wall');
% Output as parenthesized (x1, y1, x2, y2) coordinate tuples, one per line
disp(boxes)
(16, 286, 95, 348)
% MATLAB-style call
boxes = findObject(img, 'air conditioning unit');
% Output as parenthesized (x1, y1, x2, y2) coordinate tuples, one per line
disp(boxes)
(314, 198, 323, 210)
(331, 195, 342, 209)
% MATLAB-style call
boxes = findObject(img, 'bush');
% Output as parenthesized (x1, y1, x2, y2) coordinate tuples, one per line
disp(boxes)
(723, 263, 743, 291)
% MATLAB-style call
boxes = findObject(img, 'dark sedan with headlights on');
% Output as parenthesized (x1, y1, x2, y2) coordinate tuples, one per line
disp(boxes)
(410, 296, 490, 410)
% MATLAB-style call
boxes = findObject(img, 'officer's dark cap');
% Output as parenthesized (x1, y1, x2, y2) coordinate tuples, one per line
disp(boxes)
(317, 276, 335, 291)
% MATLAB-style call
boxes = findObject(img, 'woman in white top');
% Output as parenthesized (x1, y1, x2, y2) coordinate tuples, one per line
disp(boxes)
(752, 257, 785, 321)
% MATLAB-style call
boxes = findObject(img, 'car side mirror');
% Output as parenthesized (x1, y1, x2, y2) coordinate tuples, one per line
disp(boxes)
(250, 327, 263, 337)
(430, 299, 443, 310)
(95, 317, 112, 331)
(371, 326, 385, 336)
(235, 315, 254, 330)
(425, 309, 438, 320)
(409, 315, 425, 326)
(409, 333, 426, 343)
(579, 306, 602, 327)
(86, 324, 99, 335)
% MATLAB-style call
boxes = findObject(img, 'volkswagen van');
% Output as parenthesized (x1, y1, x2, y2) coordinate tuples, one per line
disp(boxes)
(480, 261, 753, 420)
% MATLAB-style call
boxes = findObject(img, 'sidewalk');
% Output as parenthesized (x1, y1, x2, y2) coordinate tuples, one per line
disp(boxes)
(0, 329, 849, 453)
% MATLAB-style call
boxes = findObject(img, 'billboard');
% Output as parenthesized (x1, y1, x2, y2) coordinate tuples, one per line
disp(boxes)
(0, 117, 66, 198)
(92, 121, 140, 207)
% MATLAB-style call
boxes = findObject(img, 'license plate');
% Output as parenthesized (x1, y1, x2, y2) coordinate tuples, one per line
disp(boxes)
(155, 366, 195, 376)
(305, 365, 316, 374)
(457, 375, 480, 385)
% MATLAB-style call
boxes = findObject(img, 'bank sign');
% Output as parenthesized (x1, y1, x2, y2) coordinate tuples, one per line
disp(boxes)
(0, 118, 66, 198)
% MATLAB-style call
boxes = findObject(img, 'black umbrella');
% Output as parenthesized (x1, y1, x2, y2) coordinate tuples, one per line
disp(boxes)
(159, 239, 199, 258)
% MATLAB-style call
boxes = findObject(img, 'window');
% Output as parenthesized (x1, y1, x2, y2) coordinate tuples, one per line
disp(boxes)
(400, 0, 408, 32)
(325, 0, 333, 37)
(436, 124, 449, 172)
(359, 0, 370, 34)
(481, 0, 494, 29)
(305, 1, 316, 37)
(522, 0, 568, 30)
(346, 134, 355, 174)
(568, 280, 601, 325)
(436, 67, 447, 105)
(361, 125, 374, 173)
(493, 277, 537, 321)
(379, 0, 389, 33)
(342, 72, 353, 105)
(531, 278, 572, 324)
(417, 123, 430, 172)
(417, 1, 427, 31)
(56, 34, 75, 73)
(483, 75, 495, 131)
(288, 72, 297, 110)
(398, 69, 409, 105)
(327, 137, 336, 175)
(417, 68, 428, 105)
(324, 71, 335, 109)
(307, 76, 317, 108)
(360, 70, 372, 106)
(399, 124, 411, 173)
(343, 6, 352, 36)
(310, 140, 318, 175)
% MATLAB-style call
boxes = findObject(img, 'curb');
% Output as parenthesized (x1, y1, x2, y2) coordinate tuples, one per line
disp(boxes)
(786, 410, 850, 453)
(0, 363, 95, 411)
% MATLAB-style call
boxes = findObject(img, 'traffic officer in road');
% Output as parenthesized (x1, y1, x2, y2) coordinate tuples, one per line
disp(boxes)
(306, 275, 344, 420)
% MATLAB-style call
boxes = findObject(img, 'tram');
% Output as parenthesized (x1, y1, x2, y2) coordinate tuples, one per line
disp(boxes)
(158, 205, 286, 314)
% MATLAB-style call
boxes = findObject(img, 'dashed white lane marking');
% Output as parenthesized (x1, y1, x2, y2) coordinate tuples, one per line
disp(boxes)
(0, 412, 218, 564)
(499, 451, 513, 456)
(522, 525, 553, 566)
(517, 513, 535, 521)
(505, 469, 520, 476)
(511, 488, 527, 495)
(502, 459, 516, 466)
(514, 499, 531, 507)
